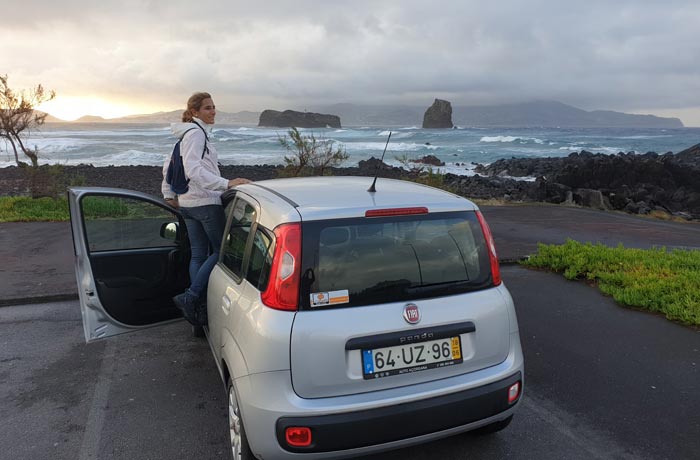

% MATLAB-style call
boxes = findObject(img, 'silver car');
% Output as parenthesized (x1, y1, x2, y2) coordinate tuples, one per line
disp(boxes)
(69, 176, 524, 459)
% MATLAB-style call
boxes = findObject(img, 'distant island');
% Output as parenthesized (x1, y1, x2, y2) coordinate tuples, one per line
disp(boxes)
(258, 109, 341, 128)
(45, 100, 684, 129)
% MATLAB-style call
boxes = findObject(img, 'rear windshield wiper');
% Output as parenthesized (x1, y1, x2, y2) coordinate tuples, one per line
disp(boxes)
(406, 280, 474, 296)
(360, 279, 413, 295)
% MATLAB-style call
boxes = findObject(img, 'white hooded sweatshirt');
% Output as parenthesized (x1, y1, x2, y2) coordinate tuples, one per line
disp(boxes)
(161, 117, 229, 207)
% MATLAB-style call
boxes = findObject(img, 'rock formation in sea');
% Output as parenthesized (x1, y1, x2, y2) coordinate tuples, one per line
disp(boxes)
(422, 99, 454, 129)
(258, 110, 341, 128)
(414, 155, 445, 166)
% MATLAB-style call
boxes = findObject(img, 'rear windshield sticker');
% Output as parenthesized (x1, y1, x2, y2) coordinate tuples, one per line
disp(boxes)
(310, 290, 350, 307)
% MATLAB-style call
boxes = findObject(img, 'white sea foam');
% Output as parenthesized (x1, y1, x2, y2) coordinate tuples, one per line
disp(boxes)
(21, 137, 91, 153)
(342, 142, 437, 152)
(2, 123, 693, 170)
(480, 135, 546, 144)
(87, 150, 166, 167)
(480, 135, 519, 143)
(219, 151, 286, 165)
(377, 130, 413, 139)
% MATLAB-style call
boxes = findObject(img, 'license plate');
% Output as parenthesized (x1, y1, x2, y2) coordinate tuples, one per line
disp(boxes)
(362, 336, 463, 379)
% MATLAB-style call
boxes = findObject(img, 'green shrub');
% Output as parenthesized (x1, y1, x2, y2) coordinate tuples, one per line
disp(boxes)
(522, 240, 700, 326)
(0, 196, 69, 222)
(278, 127, 348, 177)
(0, 195, 134, 222)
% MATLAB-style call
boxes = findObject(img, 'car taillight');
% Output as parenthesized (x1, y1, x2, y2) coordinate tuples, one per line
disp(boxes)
(261, 223, 301, 311)
(476, 210, 502, 286)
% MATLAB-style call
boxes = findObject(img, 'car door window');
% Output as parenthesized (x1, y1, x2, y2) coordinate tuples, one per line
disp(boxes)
(82, 195, 178, 252)
(245, 228, 273, 290)
(222, 198, 257, 278)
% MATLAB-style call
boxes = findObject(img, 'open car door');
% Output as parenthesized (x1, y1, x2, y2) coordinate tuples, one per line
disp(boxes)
(68, 187, 190, 343)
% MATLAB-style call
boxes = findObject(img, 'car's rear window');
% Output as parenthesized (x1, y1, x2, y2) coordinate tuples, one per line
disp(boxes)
(300, 211, 493, 309)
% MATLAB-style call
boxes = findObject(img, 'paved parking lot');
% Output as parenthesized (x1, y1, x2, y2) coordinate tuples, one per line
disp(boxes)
(2, 204, 700, 458)
(2, 265, 699, 460)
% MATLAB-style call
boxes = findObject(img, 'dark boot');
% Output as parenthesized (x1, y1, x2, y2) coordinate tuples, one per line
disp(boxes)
(173, 291, 200, 325)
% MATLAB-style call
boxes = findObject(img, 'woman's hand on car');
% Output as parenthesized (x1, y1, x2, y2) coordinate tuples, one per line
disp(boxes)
(228, 178, 252, 188)
(164, 197, 179, 208)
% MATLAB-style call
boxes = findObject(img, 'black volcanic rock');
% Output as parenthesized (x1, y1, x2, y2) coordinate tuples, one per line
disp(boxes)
(469, 148, 700, 218)
(422, 99, 453, 129)
(258, 110, 341, 128)
(674, 143, 700, 167)
(3, 144, 699, 220)
(414, 155, 445, 166)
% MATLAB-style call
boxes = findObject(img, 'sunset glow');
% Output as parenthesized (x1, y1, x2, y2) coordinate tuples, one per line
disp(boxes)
(36, 96, 142, 121)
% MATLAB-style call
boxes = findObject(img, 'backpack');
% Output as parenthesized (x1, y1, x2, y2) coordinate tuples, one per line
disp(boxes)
(166, 125, 209, 194)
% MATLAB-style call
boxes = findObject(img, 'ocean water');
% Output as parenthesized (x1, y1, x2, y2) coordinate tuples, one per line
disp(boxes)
(1, 123, 698, 176)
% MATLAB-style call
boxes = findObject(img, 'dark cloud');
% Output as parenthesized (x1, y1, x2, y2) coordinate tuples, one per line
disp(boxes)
(3, 0, 699, 124)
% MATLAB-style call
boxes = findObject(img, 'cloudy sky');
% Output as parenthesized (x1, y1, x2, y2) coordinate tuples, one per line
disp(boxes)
(3, 0, 700, 125)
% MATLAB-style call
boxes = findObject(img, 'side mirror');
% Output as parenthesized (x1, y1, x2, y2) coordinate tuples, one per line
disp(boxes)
(160, 222, 179, 241)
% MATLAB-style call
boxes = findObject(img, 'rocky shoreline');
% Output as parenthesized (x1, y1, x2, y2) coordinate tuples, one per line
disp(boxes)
(1, 143, 699, 220)
(470, 143, 700, 219)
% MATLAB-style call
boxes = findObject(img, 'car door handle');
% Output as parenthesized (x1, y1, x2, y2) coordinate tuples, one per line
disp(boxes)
(222, 295, 232, 314)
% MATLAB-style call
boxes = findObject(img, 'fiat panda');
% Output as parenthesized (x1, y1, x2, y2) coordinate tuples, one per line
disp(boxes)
(69, 176, 523, 459)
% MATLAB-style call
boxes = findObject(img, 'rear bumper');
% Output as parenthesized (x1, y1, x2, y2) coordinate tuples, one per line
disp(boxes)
(276, 371, 521, 453)
(234, 331, 523, 459)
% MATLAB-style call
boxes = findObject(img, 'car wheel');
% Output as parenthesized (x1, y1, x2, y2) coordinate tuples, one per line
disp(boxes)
(472, 415, 513, 435)
(228, 381, 254, 460)
(191, 325, 205, 338)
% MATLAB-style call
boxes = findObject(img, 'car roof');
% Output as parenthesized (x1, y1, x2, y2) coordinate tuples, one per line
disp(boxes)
(240, 176, 477, 224)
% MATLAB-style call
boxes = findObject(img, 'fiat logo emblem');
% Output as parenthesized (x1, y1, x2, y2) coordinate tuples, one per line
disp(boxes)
(403, 303, 421, 324)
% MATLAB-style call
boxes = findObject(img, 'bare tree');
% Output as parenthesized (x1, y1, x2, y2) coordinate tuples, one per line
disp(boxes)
(0, 74, 56, 167)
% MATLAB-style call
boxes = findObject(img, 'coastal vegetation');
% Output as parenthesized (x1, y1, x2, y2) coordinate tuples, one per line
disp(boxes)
(0, 195, 141, 222)
(394, 153, 454, 191)
(0, 74, 55, 167)
(277, 127, 349, 176)
(0, 196, 68, 222)
(522, 240, 700, 326)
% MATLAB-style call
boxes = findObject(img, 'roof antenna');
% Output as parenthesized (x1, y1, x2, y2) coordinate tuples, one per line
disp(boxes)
(367, 131, 392, 193)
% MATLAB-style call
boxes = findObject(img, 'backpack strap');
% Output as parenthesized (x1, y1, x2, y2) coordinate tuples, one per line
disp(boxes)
(192, 122, 210, 159)
(180, 127, 197, 141)
(181, 123, 210, 159)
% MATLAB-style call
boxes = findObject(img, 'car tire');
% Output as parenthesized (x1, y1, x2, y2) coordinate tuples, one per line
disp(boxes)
(191, 325, 205, 338)
(472, 415, 513, 435)
(228, 381, 255, 460)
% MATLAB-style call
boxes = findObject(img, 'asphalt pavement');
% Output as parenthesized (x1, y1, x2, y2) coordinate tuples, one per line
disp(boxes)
(3, 203, 700, 306)
(2, 266, 698, 460)
(2, 204, 700, 459)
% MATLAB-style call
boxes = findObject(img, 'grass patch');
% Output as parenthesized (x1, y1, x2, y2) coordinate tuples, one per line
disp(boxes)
(0, 196, 69, 222)
(0, 196, 136, 222)
(522, 239, 700, 326)
(81, 196, 130, 219)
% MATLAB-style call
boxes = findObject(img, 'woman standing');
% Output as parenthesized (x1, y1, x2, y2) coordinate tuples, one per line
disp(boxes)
(162, 92, 250, 325)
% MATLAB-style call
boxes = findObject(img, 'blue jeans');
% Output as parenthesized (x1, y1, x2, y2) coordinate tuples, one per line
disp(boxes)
(180, 204, 226, 299)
